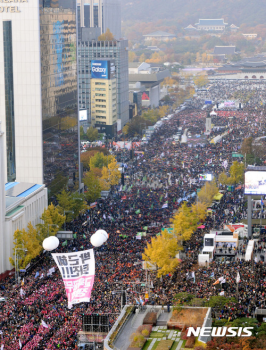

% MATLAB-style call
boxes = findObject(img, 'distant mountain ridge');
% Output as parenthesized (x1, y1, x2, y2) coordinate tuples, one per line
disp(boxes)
(122, 0, 266, 28)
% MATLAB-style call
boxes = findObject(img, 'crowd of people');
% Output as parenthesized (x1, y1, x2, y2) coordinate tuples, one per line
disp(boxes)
(1, 81, 266, 349)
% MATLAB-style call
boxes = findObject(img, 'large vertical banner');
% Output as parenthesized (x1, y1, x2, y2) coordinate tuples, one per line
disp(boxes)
(52, 249, 95, 306)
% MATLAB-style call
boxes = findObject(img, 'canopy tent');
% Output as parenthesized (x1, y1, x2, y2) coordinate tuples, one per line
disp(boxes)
(213, 193, 224, 201)
(210, 111, 217, 116)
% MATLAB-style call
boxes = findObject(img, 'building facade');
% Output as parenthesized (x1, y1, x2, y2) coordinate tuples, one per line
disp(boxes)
(79, 39, 129, 131)
(90, 60, 117, 137)
(195, 19, 228, 31)
(77, 0, 121, 39)
(0, 1, 79, 191)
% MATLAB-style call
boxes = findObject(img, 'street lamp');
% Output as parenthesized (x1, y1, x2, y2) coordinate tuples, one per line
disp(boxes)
(15, 248, 28, 284)
(64, 210, 74, 230)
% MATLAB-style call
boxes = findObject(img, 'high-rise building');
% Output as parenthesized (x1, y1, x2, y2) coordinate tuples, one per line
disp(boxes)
(79, 38, 129, 132)
(0, 1, 79, 193)
(90, 60, 117, 137)
(77, 0, 121, 39)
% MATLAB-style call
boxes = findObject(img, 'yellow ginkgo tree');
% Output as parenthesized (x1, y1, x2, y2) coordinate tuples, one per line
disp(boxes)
(142, 231, 183, 277)
(9, 223, 43, 269)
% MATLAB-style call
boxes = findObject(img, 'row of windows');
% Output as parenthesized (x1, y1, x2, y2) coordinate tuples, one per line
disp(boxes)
(95, 82, 106, 86)
(96, 104, 106, 108)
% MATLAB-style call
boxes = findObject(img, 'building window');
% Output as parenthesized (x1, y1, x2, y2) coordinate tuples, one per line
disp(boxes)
(260, 76, 264, 79)
(245, 76, 248, 79)
(252, 75, 257, 79)
(3, 21, 16, 182)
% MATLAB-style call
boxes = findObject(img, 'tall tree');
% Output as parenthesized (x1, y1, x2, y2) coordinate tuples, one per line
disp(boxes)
(10, 223, 43, 269)
(57, 190, 87, 222)
(98, 28, 114, 41)
(143, 231, 182, 277)
(83, 171, 102, 203)
(37, 204, 65, 242)
(86, 126, 99, 142)
(198, 180, 219, 206)
(228, 161, 245, 185)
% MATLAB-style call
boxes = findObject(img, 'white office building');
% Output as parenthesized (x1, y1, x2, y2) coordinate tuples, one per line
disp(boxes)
(0, 122, 48, 279)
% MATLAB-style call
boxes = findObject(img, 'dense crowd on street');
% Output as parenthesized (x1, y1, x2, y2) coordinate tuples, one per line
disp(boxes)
(1, 81, 266, 349)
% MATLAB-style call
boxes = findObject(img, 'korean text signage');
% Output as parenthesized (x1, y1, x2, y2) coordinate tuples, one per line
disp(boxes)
(52, 249, 95, 307)
(0, 0, 28, 13)
(91, 60, 116, 80)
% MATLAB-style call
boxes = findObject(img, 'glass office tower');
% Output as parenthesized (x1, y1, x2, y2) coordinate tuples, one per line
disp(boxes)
(40, 1, 78, 192)
(0, 1, 79, 193)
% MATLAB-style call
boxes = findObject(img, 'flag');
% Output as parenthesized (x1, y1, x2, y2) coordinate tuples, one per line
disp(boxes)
(219, 291, 225, 296)
(137, 189, 140, 194)
(261, 197, 264, 211)
(135, 298, 140, 305)
(62, 240, 67, 246)
(210, 272, 214, 278)
(159, 195, 163, 202)
(173, 198, 176, 203)
(20, 288, 25, 297)
(73, 233, 77, 239)
(135, 209, 140, 214)
(21, 278, 24, 286)
(121, 196, 127, 200)
(41, 320, 49, 328)
(162, 201, 168, 209)
(80, 246, 84, 249)
(35, 271, 39, 278)
(150, 204, 154, 209)
(140, 297, 144, 305)
(83, 234, 86, 239)
(236, 272, 241, 283)
(143, 226, 148, 231)
(19, 340, 22, 349)
(1, 344, 4, 350)
(165, 192, 168, 198)
(136, 235, 141, 240)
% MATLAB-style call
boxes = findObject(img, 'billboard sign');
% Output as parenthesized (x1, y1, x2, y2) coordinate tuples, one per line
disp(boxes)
(91, 60, 116, 80)
(245, 171, 266, 195)
(79, 110, 88, 121)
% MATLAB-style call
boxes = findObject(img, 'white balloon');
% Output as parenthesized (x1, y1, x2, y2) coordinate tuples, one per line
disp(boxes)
(90, 233, 105, 247)
(43, 236, 59, 251)
(95, 229, 108, 242)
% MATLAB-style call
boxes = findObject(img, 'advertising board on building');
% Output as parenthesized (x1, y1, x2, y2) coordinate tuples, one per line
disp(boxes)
(245, 171, 266, 195)
(91, 60, 116, 80)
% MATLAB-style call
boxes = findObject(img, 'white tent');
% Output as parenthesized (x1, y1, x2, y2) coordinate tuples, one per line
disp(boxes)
(210, 111, 217, 116)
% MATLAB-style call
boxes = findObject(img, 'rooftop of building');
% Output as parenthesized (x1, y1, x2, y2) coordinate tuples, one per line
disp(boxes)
(5, 182, 45, 214)
(196, 19, 228, 26)
(143, 31, 176, 37)
(213, 46, 236, 55)
(104, 305, 211, 350)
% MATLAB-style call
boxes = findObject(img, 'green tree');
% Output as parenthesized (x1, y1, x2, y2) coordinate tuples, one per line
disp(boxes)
(83, 171, 102, 203)
(90, 152, 108, 169)
(37, 204, 65, 243)
(86, 126, 99, 142)
(49, 172, 68, 200)
(57, 190, 87, 222)
(80, 125, 85, 138)
(206, 296, 237, 309)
